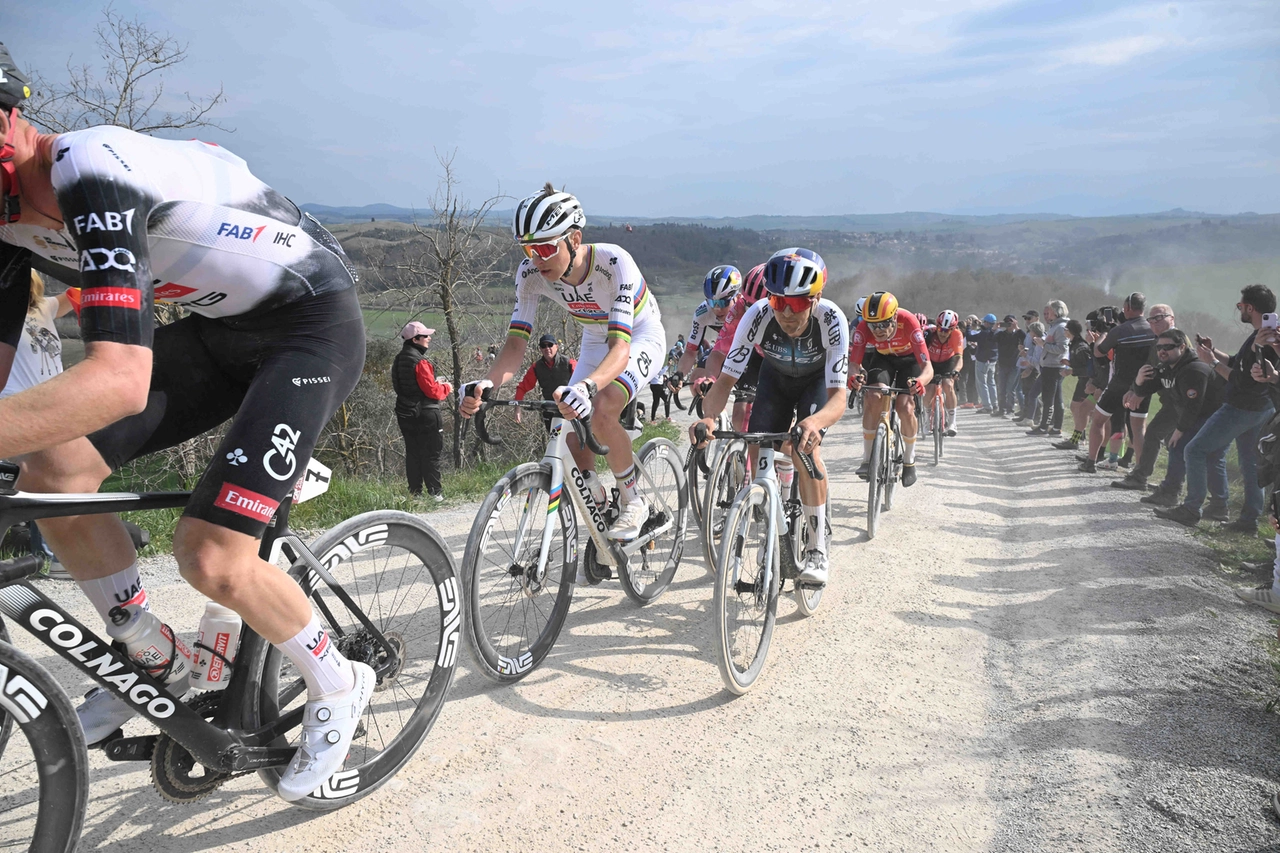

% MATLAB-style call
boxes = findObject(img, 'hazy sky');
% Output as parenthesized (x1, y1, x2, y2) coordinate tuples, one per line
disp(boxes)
(9, 1, 1279, 217)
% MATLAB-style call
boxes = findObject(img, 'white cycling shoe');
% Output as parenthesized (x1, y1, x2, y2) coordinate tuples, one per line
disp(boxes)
(277, 661, 376, 802)
(607, 498, 649, 540)
(78, 686, 145, 745)
(798, 550, 829, 586)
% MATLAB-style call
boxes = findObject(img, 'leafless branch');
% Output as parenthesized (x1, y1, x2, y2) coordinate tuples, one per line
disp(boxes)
(22, 4, 231, 135)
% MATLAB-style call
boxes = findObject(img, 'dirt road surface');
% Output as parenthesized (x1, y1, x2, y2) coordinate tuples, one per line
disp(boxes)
(11, 410, 1280, 852)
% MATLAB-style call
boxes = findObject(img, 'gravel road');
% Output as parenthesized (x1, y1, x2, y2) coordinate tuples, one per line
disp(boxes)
(10, 408, 1280, 852)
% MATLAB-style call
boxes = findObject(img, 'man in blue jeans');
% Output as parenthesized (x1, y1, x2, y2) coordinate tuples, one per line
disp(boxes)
(973, 313, 999, 413)
(1156, 284, 1278, 531)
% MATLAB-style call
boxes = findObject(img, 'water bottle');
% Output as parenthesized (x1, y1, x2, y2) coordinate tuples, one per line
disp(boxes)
(189, 602, 242, 691)
(112, 609, 193, 688)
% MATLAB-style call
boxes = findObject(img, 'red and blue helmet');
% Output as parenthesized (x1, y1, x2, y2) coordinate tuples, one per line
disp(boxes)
(703, 265, 742, 301)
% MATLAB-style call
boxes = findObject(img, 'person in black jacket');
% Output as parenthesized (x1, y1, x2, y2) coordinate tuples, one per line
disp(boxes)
(994, 315, 1023, 417)
(513, 334, 576, 432)
(1053, 319, 1093, 449)
(391, 322, 453, 500)
(1113, 304, 1179, 489)
(1131, 329, 1227, 511)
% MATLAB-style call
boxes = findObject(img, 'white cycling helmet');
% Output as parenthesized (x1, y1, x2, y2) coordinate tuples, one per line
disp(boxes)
(937, 309, 960, 331)
(512, 184, 586, 244)
(855, 296, 867, 318)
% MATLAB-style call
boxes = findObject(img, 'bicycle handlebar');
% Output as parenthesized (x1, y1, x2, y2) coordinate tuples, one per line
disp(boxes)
(701, 425, 824, 481)
(0, 555, 42, 586)
(473, 393, 610, 456)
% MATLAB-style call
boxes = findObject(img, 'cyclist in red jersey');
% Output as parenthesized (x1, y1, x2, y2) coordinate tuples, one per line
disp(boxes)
(848, 291, 933, 486)
(925, 310, 964, 437)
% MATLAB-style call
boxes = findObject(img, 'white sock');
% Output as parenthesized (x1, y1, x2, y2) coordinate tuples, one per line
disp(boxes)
(615, 464, 641, 505)
(947, 408, 957, 429)
(803, 503, 826, 553)
(1272, 535, 1280, 595)
(904, 438, 916, 465)
(278, 614, 355, 701)
(79, 563, 148, 631)
(862, 431, 875, 462)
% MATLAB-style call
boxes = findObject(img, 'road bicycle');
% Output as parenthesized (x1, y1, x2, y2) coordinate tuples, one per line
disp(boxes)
(700, 425, 826, 694)
(863, 384, 913, 540)
(925, 371, 959, 466)
(693, 383, 758, 572)
(0, 462, 460, 853)
(462, 397, 687, 683)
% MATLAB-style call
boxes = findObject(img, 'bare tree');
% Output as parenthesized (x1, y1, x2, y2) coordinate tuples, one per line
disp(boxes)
(23, 4, 230, 135)
(375, 152, 508, 467)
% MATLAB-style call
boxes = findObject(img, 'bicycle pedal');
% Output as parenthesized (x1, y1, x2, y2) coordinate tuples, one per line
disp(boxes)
(103, 734, 157, 762)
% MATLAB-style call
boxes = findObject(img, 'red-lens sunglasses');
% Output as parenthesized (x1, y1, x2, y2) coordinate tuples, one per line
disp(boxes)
(522, 239, 563, 261)
(769, 293, 814, 313)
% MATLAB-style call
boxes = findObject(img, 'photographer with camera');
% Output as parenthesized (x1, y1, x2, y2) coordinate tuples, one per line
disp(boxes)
(1156, 285, 1277, 531)
(1126, 329, 1227, 516)
(1113, 304, 1179, 490)
(1079, 294, 1155, 473)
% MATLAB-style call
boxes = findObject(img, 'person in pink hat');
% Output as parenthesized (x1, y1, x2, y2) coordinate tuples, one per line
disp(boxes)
(391, 321, 452, 500)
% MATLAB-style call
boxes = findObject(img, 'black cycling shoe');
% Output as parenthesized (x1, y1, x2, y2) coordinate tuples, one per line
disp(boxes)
(901, 463, 917, 487)
(856, 461, 870, 480)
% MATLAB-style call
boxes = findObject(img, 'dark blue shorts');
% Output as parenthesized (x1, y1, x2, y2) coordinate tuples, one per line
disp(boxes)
(748, 361, 827, 434)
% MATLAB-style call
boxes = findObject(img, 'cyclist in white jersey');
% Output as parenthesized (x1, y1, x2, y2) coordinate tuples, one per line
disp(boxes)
(0, 43, 370, 802)
(672, 264, 739, 385)
(458, 185, 666, 539)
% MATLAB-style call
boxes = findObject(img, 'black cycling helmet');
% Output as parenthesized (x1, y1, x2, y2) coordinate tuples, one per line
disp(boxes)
(0, 44, 31, 111)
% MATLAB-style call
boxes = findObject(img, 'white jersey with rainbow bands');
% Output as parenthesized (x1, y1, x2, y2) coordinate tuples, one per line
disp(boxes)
(508, 243, 658, 344)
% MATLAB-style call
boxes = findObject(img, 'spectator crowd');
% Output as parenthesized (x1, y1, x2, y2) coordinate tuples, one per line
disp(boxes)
(950, 284, 1280, 618)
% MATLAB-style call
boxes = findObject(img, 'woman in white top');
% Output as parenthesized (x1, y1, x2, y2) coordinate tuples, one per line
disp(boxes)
(0, 272, 75, 399)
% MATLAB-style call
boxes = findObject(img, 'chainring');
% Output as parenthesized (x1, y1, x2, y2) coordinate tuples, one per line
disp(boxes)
(151, 691, 248, 803)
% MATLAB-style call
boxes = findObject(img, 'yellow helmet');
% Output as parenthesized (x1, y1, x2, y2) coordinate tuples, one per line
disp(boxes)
(863, 291, 899, 323)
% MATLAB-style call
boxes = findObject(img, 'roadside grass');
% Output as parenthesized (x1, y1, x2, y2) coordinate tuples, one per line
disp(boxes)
(108, 459, 513, 558)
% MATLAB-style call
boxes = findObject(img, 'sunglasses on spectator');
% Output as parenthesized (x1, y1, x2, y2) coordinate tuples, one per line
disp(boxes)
(538, 342, 555, 349)
(1148, 313, 1173, 321)
(1154, 343, 1182, 351)
(522, 239, 563, 261)
(768, 294, 814, 313)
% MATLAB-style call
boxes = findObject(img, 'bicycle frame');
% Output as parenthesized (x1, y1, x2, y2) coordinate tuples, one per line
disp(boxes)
(0, 487, 399, 774)
(479, 401, 677, 572)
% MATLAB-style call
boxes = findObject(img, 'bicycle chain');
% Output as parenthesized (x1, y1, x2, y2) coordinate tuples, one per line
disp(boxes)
(151, 692, 255, 803)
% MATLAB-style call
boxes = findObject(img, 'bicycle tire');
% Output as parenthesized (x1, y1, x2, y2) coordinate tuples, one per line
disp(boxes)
(688, 442, 707, 531)
(713, 484, 779, 694)
(250, 511, 461, 809)
(0, 640, 88, 852)
(461, 463, 576, 683)
(0, 617, 13, 763)
(932, 395, 943, 466)
(619, 438, 688, 605)
(866, 425, 885, 540)
(884, 424, 900, 512)
(701, 438, 748, 574)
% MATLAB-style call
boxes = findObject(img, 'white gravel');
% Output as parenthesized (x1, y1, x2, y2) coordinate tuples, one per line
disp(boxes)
(9, 408, 1280, 851)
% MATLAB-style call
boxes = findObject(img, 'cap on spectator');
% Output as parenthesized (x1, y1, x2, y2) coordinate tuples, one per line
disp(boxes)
(400, 321, 435, 340)
(1003, 314, 1017, 323)
(983, 313, 997, 323)
(1022, 310, 1038, 319)
(538, 333, 557, 347)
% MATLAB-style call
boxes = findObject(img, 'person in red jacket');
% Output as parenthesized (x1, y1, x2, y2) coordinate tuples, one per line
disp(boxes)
(391, 322, 453, 500)
(513, 334, 577, 432)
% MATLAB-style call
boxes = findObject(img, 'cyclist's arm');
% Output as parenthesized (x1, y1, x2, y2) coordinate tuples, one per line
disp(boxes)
(485, 271, 542, 389)
(0, 168, 160, 455)
(699, 349, 726, 380)
(582, 254, 644, 390)
(483, 335, 530, 390)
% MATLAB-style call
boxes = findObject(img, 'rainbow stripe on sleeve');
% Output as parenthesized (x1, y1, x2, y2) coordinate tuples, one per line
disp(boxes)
(607, 279, 649, 342)
(508, 320, 533, 340)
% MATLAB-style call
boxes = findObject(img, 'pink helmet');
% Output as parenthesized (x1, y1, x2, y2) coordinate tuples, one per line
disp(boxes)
(741, 263, 768, 304)
(914, 312, 930, 329)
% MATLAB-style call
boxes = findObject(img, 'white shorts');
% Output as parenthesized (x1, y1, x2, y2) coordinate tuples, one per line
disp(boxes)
(571, 315, 667, 404)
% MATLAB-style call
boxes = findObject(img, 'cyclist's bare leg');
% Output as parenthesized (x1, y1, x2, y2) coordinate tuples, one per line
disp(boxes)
(18, 439, 135, 579)
(793, 445, 827, 507)
(942, 378, 958, 411)
(896, 393, 919, 464)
